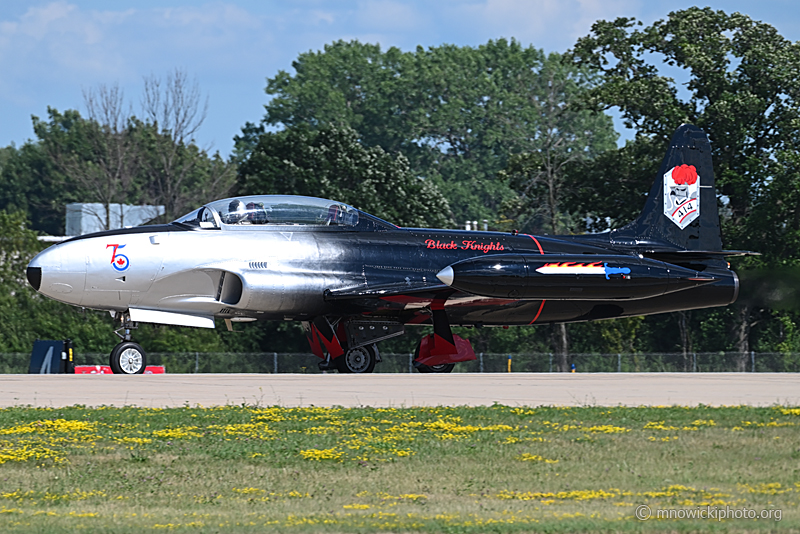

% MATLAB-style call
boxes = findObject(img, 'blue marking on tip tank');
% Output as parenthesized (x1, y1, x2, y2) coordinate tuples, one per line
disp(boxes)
(604, 263, 631, 280)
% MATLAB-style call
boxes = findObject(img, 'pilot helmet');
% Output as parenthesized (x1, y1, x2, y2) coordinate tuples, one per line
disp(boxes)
(227, 199, 247, 223)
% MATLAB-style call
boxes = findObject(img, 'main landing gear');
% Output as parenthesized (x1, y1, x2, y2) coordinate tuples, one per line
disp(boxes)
(110, 313, 147, 375)
(307, 318, 398, 374)
(335, 345, 378, 374)
(306, 316, 473, 374)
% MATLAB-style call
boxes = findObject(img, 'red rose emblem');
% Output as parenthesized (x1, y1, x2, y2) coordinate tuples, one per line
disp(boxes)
(672, 164, 698, 185)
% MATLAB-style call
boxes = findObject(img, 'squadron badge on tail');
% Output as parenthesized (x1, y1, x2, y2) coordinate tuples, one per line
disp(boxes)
(663, 164, 699, 229)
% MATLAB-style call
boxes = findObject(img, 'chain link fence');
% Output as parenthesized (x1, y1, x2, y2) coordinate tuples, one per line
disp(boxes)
(2, 351, 800, 374)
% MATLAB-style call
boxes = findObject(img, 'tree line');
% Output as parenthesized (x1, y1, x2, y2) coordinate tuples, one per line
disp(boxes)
(1, 8, 799, 371)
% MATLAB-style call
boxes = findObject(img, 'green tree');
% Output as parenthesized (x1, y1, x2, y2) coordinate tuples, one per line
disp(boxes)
(0, 109, 99, 235)
(136, 126, 236, 223)
(265, 42, 408, 152)
(497, 54, 617, 234)
(27, 105, 233, 234)
(400, 41, 544, 225)
(564, 136, 664, 232)
(238, 124, 452, 228)
(569, 7, 800, 362)
(571, 8, 800, 232)
(232, 122, 265, 166)
(259, 40, 616, 227)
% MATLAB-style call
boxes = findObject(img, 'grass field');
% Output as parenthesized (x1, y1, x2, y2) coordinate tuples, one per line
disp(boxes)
(0, 403, 798, 533)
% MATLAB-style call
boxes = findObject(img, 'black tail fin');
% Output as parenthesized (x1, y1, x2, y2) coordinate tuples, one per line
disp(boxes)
(613, 124, 722, 252)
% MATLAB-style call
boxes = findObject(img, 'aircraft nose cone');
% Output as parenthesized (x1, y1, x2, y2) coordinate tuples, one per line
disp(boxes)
(27, 243, 85, 305)
(26, 266, 42, 291)
(436, 266, 454, 286)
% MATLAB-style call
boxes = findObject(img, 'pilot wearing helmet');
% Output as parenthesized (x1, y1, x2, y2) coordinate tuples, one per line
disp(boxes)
(246, 201, 269, 224)
(225, 199, 248, 224)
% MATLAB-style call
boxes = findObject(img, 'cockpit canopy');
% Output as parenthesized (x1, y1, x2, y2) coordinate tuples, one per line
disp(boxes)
(175, 195, 360, 229)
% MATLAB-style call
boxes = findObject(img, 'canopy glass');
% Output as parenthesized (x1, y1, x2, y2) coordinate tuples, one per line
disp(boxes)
(175, 195, 360, 229)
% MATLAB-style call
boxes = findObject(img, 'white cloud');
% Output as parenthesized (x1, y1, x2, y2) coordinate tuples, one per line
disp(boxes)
(153, 3, 260, 32)
(0, 2, 137, 92)
(443, 0, 640, 50)
(16, 2, 78, 40)
(355, 0, 427, 32)
(137, 4, 274, 71)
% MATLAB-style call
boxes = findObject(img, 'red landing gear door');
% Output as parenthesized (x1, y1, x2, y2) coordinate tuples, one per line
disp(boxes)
(415, 334, 477, 366)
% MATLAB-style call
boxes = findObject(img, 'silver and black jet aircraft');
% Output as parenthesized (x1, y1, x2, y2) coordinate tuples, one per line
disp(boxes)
(26, 124, 750, 374)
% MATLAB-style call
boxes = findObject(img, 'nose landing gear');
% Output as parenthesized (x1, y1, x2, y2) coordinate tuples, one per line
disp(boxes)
(110, 312, 147, 375)
(110, 341, 147, 374)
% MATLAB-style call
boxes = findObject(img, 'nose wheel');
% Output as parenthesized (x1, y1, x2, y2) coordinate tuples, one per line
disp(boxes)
(110, 312, 146, 374)
(110, 342, 147, 374)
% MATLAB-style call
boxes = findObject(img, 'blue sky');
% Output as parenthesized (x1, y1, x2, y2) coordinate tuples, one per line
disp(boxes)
(1, 1, 797, 157)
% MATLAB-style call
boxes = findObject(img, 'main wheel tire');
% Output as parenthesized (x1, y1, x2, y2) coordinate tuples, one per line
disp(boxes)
(336, 346, 377, 374)
(412, 338, 455, 373)
(417, 363, 455, 374)
(109, 342, 147, 374)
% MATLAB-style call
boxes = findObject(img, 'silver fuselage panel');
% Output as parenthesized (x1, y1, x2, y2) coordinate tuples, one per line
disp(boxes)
(29, 225, 360, 322)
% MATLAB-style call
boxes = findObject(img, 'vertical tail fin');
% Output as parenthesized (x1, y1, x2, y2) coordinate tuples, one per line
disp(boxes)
(613, 124, 722, 251)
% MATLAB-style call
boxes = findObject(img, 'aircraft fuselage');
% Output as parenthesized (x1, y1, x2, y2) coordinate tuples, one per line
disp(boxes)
(29, 222, 738, 328)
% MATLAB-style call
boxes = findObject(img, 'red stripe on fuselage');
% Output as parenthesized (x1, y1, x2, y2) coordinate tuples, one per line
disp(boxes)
(529, 300, 546, 325)
(523, 234, 544, 254)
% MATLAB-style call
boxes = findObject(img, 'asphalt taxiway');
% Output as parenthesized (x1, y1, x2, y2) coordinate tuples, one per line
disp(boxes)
(1, 373, 798, 408)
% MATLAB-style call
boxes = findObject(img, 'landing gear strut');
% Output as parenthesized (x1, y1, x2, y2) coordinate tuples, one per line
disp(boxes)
(110, 313, 147, 375)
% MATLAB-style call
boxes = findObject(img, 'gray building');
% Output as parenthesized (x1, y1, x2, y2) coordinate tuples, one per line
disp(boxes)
(65, 203, 165, 236)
